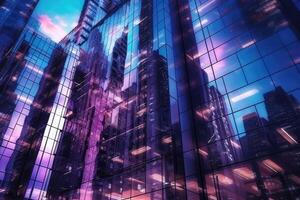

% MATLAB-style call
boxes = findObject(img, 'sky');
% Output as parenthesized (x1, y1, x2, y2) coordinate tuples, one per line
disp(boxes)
(33, 0, 84, 42)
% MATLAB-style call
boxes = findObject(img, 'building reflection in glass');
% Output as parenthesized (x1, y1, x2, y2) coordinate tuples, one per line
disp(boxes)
(0, 29, 57, 198)
(0, 0, 39, 65)
(0, 28, 79, 199)
(47, 0, 300, 199)
(183, 0, 300, 199)
(1, 0, 300, 199)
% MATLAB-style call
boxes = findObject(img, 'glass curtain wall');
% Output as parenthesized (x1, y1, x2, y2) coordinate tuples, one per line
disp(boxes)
(1, 0, 300, 199)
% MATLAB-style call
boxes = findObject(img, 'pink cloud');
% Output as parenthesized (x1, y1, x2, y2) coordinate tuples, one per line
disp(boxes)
(38, 15, 68, 42)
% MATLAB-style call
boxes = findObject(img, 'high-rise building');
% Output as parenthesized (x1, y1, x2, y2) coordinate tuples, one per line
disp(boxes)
(264, 86, 300, 149)
(75, 0, 101, 44)
(1, 0, 300, 199)
(0, 29, 57, 197)
(0, 27, 80, 199)
(3, 44, 68, 199)
(0, 0, 39, 66)
(48, 28, 109, 199)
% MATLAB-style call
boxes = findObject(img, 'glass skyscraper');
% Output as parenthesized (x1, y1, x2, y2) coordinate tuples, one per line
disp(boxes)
(0, 0, 39, 65)
(1, 0, 300, 199)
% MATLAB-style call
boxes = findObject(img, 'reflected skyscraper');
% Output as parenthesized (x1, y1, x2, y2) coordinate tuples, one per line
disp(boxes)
(3, 45, 68, 199)
(0, 8, 79, 200)
(264, 87, 300, 147)
(239, 86, 300, 199)
(205, 86, 241, 168)
(0, 39, 30, 141)
(242, 113, 273, 158)
(0, 30, 58, 198)
(48, 29, 109, 199)
(0, 0, 39, 66)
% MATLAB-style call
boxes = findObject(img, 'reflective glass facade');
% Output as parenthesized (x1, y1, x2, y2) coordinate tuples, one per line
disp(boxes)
(1, 0, 300, 199)
(0, 0, 39, 63)
(0, 28, 80, 199)
(179, 0, 300, 199)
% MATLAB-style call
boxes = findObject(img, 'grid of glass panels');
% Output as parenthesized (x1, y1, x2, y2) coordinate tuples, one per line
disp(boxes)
(181, 0, 300, 199)
(0, 29, 56, 193)
(0, 28, 80, 199)
(1, 0, 300, 199)
(48, 0, 185, 199)
(24, 43, 80, 200)
(47, 0, 300, 199)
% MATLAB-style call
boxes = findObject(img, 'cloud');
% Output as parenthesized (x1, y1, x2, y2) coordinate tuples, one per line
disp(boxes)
(54, 15, 68, 28)
(38, 15, 68, 42)
(38, 15, 78, 42)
